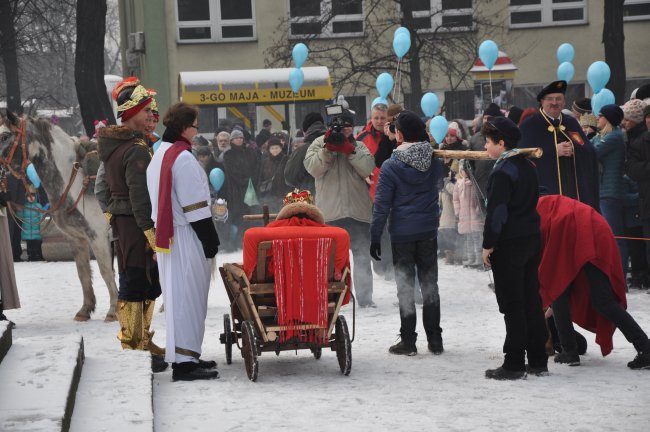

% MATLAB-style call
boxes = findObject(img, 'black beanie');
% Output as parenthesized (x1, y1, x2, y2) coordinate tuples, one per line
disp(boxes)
(507, 106, 523, 125)
(484, 103, 503, 118)
(302, 112, 324, 132)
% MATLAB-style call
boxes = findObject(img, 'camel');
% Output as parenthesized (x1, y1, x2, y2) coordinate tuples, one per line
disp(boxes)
(0, 110, 118, 322)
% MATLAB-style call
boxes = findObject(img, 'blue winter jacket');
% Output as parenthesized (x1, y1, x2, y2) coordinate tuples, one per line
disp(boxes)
(17, 201, 44, 241)
(370, 141, 442, 243)
(592, 128, 625, 199)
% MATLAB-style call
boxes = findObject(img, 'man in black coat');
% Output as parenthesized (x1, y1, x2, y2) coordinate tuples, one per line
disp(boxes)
(518, 80, 599, 210)
(284, 113, 326, 195)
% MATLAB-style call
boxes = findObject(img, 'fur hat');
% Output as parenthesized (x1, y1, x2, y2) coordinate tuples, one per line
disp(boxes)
(623, 99, 647, 124)
(599, 104, 624, 127)
(302, 112, 324, 132)
(275, 189, 324, 224)
(636, 83, 650, 101)
(267, 136, 283, 149)
(447, 121, 461, 139)
(230, 129, 244, 141)
(579, 113, 597, 129)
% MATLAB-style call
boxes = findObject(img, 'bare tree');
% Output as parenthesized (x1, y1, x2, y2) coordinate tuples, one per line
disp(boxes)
(603, 0, 626, 104)
(104, 0, 122, 76)
(264, 0, 504, 115)
(0, 0, 27, 114)
(75, 0, 115, 136)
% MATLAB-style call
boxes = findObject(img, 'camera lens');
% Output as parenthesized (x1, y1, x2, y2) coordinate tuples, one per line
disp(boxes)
(389, 122, 395, 133)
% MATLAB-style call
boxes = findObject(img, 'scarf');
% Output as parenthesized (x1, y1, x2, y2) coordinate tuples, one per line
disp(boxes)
(155, 135, 192, 252)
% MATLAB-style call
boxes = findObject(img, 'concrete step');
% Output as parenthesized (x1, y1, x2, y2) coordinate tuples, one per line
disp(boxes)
(0, 322, 11, 365)
(69, 350, 154, 432)
(0, 334, 84, 431)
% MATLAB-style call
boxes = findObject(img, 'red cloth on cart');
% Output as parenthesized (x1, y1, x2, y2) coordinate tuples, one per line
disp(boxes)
(273, 238, 331, 343)
(537, 195, 627, 356)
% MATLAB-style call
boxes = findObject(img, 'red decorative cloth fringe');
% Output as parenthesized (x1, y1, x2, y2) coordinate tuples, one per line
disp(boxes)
(272, 238, 331, 345)
(155, 136, 192, 252)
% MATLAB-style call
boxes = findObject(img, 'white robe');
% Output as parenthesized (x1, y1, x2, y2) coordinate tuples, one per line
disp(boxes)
(147, 141, 213, 364)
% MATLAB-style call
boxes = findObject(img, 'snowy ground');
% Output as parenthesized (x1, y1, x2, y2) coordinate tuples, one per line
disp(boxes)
(6, 252, 650, 431)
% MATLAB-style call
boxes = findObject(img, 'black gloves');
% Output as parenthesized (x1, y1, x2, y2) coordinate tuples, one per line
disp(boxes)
(189, 217, 220, 258)
(370, 242, 381, 261)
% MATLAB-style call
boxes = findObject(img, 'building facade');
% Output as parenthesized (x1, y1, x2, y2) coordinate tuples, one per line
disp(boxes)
(118, 0, 650, 133)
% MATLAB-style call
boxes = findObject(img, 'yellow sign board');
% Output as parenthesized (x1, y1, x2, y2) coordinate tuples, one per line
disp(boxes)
(473, 71, 516, 80)
(183, 86, 334, 105)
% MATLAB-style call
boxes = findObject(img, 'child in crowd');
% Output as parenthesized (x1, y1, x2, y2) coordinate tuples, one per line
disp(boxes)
(438, 164, 459, 264)
(18, 187, 45, 261)
(481, 117, 548, 380)
(453, 160, 484, 268)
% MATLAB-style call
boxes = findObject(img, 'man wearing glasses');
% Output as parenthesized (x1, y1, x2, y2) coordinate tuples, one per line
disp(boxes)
(518, 80, 599, 210)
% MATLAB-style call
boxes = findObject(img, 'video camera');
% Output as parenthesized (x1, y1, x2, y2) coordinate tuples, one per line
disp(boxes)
(325, 104, 353, 146)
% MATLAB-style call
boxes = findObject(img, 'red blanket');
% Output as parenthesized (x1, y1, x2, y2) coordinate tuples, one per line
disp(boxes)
(537, 195, 627, 356)
(273, 238, 331, 343)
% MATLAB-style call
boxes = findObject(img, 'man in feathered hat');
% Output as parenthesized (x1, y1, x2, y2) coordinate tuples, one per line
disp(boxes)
(96, 76, 166, 372)
(518, 80, 599, 209)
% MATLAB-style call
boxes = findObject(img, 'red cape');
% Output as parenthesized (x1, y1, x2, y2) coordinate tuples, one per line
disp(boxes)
(537, 195, 627, 356)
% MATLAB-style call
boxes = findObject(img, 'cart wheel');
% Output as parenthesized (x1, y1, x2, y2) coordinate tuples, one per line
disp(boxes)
(241, 320, 259, 382)
(334, 315, 351, 375)
(223, 314, 233, 365)
(311, 347, 322, 360)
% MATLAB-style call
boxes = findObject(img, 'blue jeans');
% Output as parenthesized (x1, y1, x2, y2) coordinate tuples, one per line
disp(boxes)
(600, 197, 628, 278)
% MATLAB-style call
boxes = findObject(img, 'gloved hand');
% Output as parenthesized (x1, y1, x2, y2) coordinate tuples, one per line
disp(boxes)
(324, 129, 356, 155)
(190, 217, 221, 258)
(370, 242, 381, 261)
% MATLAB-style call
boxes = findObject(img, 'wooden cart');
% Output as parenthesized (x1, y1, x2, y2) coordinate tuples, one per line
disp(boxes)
(219, 240, 354, 382)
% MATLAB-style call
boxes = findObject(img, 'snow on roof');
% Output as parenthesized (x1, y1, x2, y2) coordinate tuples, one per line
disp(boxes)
(180, 66, 331, 92)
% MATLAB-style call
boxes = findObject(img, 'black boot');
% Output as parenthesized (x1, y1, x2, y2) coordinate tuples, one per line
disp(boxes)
(389, 339, 417, 356)
(151, 354, 168, 373)
(554, 349, 580, 366)
(485, 366, 526, 380)
(0, 300, 15, 329)
(425, 302, 443, 354)
(172, 361, 219, 381)
(197, 359, 217, 369)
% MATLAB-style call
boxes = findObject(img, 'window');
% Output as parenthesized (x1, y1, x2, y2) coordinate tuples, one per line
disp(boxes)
(176, 0, 256, 43)
(288, 0, 364, 38)
(624, 0, 650, 21)
(509, 0, 587, 28)
(403, 0, 475, 32)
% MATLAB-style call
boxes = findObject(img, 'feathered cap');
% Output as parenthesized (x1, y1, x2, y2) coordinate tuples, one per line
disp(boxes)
(276, 189, 324, 224)
(111, 76, 152, 120)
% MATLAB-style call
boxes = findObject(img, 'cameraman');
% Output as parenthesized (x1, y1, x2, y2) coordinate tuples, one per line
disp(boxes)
(304, 108, 376, 307)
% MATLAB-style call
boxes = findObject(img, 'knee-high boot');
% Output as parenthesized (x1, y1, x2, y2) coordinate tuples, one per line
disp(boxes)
(116, 300, 145, 350)
(143, 299, 165, 356)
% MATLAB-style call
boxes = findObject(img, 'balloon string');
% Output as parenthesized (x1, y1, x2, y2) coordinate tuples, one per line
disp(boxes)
(392, 58, 401, 103)
(489, 70, 493, 102)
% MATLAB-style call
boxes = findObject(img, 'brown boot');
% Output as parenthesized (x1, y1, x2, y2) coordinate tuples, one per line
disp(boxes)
(116, 300, 145, 350)
(143, 299, 165, 356)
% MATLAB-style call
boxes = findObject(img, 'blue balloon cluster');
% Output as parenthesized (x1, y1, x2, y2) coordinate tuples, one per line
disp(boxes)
(393, 27, 410, 59)
(289, 43, 309, 94)
(478, 40, 499, 70)
(555, 43, 575, 83)
(587, 61, 611, 93)
(592, 88, 615, 116)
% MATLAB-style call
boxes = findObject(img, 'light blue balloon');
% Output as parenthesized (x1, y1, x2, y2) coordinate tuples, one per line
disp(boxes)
(209, 167, 225, 192)
(394, 26, 409, 40)
(587, 61, 611, 93)
(152, 139, 161, 153)
(372, 97, 389, 108)
(557, 62, 575, 83)
(591, 88, 615, 116)
(478, 40, 499, 70)
(292, 43, 308, 68)
(429, 115, 448, 145)
(26, 163, 41, 188)
(375, 73, 394, 98)
(393, 33, 411, 59)
(420, 92, 439, 117)
(288, 68, 304, 93)
(556, 43, 575, 64)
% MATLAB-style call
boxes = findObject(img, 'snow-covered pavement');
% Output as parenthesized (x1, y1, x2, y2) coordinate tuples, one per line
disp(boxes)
(5, 253, 650, 431)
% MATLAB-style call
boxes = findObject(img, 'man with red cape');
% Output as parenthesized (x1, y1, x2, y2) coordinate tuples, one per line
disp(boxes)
(537, 195, 650, 369)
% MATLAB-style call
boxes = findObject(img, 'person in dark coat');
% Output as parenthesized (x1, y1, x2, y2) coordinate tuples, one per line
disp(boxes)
(223, 129, 260, 246)
(370, 111, 443, 356)
(468, 103, 503, 202)
(284, 112, 326, 194)
(518, 80, 599, 210)
(258, 137, 291, 212)
(255, 119, 272, 148)
(481, 117, 548, 380)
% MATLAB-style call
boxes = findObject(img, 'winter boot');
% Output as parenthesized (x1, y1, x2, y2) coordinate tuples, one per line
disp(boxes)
(428, 333, 444, 355)
(151, 354, 168, 373)
(0, 300, 16, 329)
(627, 350, 650, 370)
(485, 366, 526, 380)
(526, 364, 549, 377)
(172, 362, 219, 381)
(116, 300, 145, 350)
(143, 299, 165, 356)
(554, 349, 580, 366)
(389, 339, 417, 356)
(425, 302, 444, 354)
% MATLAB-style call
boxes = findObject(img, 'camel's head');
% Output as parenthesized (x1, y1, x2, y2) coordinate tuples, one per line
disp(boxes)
(0, 110, 53, 171)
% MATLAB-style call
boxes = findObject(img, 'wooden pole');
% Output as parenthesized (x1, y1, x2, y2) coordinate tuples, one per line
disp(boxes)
(433, 147, 543, 161)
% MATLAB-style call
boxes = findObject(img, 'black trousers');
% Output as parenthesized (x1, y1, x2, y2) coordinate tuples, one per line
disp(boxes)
(26, 239, 43, 261)
(553, 262, 650, 353)
(490, 234, 548, 371)
(625, 226, 647, 275)
(392, 237, 440, 344)
(328, 218, 373, 306)
(8, 215, 22, 260)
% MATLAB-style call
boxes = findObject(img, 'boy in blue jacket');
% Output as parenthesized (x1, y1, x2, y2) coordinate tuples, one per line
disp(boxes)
(481, 117, 548, 380)
(370, 111, 443, 356)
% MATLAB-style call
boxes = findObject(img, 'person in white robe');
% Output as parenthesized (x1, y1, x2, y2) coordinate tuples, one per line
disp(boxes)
(147, 102, 220, 381)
